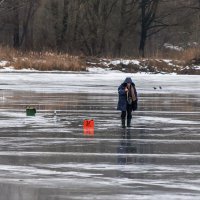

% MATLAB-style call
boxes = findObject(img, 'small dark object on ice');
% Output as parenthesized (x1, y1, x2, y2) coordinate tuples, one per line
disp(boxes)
(159, 86, 162, 89)
(153, 87, 157, 90)
(26, 106, 36, 116)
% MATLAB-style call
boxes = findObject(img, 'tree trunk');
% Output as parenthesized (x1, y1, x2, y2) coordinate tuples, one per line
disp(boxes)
(13, 1, 20, 48)
(114, 1, 126, 57)
(139, 28, 146, 57)
(20, 0, 35, 48)
(114, 28, 124, 57)
(59, 0, 69, 50)
(139, 0, 146, 57)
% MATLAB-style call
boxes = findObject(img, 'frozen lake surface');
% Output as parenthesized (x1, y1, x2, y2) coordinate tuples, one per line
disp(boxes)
(0, 70, 200, 200)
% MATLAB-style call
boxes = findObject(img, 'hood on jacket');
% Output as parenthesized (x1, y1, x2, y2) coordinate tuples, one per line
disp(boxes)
(123, 77, 135, 85)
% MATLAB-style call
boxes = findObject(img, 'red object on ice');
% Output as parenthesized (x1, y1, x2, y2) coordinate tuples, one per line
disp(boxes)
(83, 119, 94, 136)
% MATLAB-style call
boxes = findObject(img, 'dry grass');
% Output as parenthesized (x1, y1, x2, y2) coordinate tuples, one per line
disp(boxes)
(0, 46, 86, 71)
(150, 47, 200, 63)
(1, 45, 199, 72)
(179, 47, 200, 64)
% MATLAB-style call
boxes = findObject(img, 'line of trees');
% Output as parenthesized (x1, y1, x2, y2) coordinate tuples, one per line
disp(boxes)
(0, 0, 199, 57)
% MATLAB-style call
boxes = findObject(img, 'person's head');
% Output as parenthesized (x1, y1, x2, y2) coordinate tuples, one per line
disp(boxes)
(124, 77, 133, 87)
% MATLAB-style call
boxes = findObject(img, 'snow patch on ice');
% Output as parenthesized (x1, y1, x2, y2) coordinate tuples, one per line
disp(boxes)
(136, 116, 199, 125)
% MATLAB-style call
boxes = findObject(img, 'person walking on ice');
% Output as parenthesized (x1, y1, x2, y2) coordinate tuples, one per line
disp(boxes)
(117, 77, 138, 128)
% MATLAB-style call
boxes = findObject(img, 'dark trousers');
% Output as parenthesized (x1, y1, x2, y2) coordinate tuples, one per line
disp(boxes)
(121, 104, 132, 120)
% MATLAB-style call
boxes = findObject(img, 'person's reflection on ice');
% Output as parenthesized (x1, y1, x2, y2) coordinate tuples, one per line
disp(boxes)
(117, 129, 137, 165)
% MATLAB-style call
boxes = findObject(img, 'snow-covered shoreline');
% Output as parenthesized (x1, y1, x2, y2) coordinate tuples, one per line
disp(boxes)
(86, 58, 200, 75)
(1, 57, 200, 75)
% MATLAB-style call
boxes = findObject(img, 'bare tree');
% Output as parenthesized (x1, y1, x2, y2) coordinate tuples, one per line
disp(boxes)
(0, 0, 40, 48)
(0, 0, 199, 57)
(12, 0, 20, 48)
(138, 0, 159, 57)
(59, 0, 69, 49)
(138, 0, 180, 57)
(114, 0, 137, 56)
(79, 0, 117, 56)
(22, 0, 40, 49)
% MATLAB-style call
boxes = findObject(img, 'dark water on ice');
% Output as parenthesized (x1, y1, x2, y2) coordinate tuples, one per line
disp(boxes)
(0, 72, 199, 200)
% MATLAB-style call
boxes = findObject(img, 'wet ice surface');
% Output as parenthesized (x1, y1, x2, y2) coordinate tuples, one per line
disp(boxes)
(0, 71, 200, 200)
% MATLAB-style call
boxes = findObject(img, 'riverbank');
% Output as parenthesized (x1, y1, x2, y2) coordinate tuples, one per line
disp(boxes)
(86, 57, 200, 75)
(0, 46, 200, 74)
(0, 46, 86, 71)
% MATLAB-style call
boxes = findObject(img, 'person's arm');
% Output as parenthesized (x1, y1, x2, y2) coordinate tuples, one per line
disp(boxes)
(118, 85, 127, 95)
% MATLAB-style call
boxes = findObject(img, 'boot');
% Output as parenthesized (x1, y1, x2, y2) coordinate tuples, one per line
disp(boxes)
(127, 118, 131, 127)
(121, 118, 126, 128)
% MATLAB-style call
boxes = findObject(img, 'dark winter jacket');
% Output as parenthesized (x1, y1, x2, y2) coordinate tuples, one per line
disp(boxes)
(117, 77, 138, 111)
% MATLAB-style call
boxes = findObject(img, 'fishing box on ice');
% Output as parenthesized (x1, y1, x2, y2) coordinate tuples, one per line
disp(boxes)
(26, 107, 36, 116)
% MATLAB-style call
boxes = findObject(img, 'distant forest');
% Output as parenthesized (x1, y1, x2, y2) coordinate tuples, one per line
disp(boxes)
(0, 0, 199, 57)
